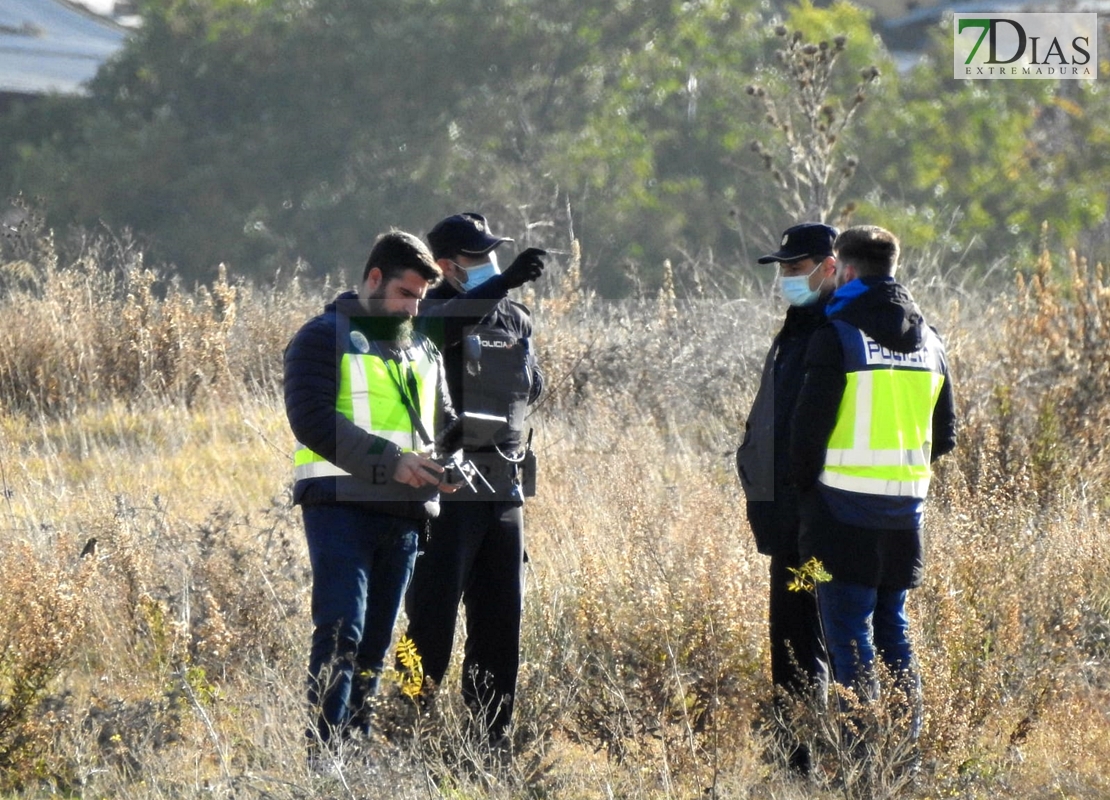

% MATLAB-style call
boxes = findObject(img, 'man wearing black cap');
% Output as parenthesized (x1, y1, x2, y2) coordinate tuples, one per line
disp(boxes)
(735, 221, 837, 774)
(402, 212, 546, 749)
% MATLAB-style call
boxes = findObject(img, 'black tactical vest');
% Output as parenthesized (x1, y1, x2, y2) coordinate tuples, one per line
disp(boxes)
(455, 322, 533, 452)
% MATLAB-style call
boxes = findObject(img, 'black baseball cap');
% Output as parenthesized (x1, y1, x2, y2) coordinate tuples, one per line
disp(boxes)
(757, 222, 838, 264)
(426, 212, 513, 260)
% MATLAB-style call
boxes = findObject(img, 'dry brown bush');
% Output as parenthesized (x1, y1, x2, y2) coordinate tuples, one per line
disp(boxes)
(0, 543, 94, 787)
(0, 215, 318, 414)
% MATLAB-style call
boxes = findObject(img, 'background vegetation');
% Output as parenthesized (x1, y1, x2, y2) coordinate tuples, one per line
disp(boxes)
(1, 0, 1108, 293)
(0, 206, 1109, 798)
(1, 1, 1109, 797)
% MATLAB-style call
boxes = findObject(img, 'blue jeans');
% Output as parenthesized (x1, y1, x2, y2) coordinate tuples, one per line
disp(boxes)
(302, 504, 419, 745)
(817, 578, 922, 736)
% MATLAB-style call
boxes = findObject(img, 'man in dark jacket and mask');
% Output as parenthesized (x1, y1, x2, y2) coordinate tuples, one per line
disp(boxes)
(791, 225, 956, 746)
(403, 212, 546, 749)
(736, 222, 837, 773)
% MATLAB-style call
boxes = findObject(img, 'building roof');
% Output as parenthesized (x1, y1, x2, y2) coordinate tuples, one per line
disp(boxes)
(0, 0, 127, 97)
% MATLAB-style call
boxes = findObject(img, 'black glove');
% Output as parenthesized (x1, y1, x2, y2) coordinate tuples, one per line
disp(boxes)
(502, 247, 547, 289)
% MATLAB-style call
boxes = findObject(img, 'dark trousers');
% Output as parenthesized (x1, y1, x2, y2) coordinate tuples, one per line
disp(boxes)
(302, 504, 419, 746)
(404, 499, 525, 740)
(769, 552, 829, 770)
(769, 553, 828, 694)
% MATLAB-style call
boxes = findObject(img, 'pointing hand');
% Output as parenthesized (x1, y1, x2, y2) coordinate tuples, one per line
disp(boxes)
(502, 247, 547, 289)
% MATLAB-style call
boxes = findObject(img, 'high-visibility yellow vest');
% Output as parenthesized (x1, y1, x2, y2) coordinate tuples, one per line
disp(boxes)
(293, 343, 438, 482)
(818, 321, 946, 500)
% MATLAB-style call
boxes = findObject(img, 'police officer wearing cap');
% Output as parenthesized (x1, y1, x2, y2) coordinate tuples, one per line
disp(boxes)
(735, 222, 837, 774)
(402, 212, 546, 748)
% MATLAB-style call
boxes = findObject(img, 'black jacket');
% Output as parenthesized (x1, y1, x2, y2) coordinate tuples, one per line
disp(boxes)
(790, 277, 957, 587)
(283, 291, 456, 519)
(417, 274, 543, 454)
(736, 301, 829, 556)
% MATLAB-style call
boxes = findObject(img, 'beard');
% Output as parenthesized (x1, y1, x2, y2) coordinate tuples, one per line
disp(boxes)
(388, 316, 414, 345)
(359, 298, 414, 345)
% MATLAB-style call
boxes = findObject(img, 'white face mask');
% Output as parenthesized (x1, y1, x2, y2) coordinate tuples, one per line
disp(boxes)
(779, 262, 824, 307)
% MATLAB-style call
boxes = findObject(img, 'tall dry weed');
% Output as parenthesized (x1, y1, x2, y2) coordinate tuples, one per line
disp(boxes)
(947, 239, 1110, 508)
(515, 401, 769, 793)
(0, 212, 320, 415)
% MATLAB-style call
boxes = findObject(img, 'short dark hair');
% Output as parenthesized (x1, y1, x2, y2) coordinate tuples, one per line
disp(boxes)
(362, 230, 442, 284)
(834, 225, 900, 277)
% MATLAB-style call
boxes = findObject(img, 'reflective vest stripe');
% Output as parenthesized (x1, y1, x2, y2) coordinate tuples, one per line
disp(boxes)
(820, 471, 933, 497)
(347, 355, 372, 431)
(852, 369, 873, 450)
(293, 427, 417, 477)
(824, 447, 930, 467)
(293, 458, 348, 480)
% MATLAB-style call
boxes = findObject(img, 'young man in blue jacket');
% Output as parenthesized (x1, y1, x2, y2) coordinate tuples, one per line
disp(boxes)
(283, 230, 458, 754)
(791, 225, 956, 759)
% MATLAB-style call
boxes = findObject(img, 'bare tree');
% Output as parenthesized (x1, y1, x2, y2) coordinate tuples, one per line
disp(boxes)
(746, 26, 880, 225)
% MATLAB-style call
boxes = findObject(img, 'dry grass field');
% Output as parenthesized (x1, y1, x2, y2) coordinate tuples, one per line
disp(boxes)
(0, 221, 1109, 799)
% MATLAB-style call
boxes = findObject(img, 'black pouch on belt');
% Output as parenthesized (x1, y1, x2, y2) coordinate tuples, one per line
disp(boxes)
(521, 430, 537, 497)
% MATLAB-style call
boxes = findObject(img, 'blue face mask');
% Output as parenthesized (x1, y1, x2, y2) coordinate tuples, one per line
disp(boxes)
(460, 262, 500, 289)
(451, 251, 501, 291)
(779, 262, 824, 307)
